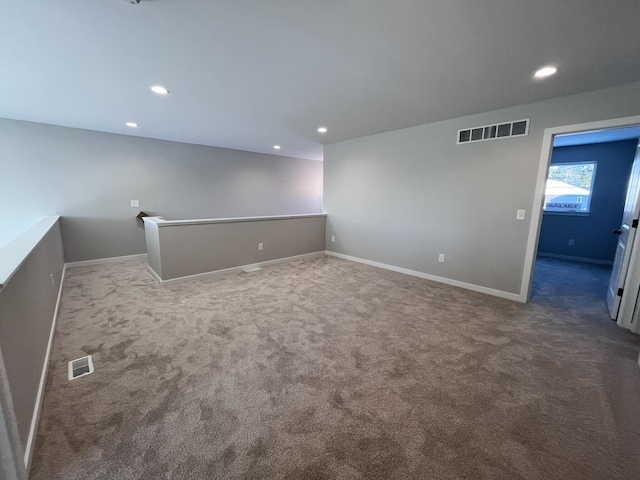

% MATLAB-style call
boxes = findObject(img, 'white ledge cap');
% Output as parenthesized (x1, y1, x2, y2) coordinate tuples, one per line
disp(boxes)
(142, 213, 326, 227)
(0, 216, 60, 289)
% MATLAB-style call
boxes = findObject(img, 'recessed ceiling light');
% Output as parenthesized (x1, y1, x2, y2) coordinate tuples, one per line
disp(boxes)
(273, 145, 281, 150)
(125, 122, 139, 128)
(317, 127, 328, 133)
(534, 66, 557, 78)
(150, 85, 170, 95)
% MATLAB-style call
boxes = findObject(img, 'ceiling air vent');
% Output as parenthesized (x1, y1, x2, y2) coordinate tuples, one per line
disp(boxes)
(457, 119, 529, 145)
(68, 355, 94, 380)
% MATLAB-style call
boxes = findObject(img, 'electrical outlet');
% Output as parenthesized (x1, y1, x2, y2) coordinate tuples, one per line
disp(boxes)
(516, 209, 526, 221)
(568, 239, 575, 246)
(50, 273, 55, 286)
(331, 235, 335, 242)
(258, 243, 264, 251)
(130, 200, 140, 207)
(438, 253, 445, 263)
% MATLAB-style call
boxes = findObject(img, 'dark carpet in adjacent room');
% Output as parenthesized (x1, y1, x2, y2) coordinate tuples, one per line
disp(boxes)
(30, 256, 640, 479)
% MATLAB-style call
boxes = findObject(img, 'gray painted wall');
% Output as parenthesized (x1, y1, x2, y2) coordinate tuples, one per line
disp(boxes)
(146, 215, 326, 281)
(0, 119, 324, 261)
(0, 220, 64, 450)
(324, 82, 640, 295)
(1, 348, 27, 480)
(538, 140, 638, 262)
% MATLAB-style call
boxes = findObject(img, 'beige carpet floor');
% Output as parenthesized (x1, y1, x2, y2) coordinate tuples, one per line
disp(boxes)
(30, 256, 640, 479)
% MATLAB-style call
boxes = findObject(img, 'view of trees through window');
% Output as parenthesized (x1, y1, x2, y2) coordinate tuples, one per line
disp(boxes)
(544, 161, 597, 213)
(548, 163, 595, 189)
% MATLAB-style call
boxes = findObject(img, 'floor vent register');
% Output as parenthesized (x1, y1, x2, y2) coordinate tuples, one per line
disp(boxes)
(68, 355, 94, 380)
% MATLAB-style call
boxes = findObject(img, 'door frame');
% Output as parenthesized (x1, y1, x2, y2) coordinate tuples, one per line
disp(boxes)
(521, 114, 640, 303)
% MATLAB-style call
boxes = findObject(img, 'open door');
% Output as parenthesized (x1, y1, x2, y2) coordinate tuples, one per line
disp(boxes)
(606, 142, 640, 320)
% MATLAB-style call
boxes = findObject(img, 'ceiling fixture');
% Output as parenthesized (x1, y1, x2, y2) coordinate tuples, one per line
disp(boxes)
(125, 122, 139, 128)
(273, 145, 281, 150)
(317, 127, 328, 133)
(534, 66, 557, 79)
(150, 85, 170, 95)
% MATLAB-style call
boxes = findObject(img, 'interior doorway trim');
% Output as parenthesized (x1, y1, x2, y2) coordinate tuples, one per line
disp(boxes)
(521, 114, 640, 302)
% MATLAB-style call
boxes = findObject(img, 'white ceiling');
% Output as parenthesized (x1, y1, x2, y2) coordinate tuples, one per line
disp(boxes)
(1, 1, 640, 161)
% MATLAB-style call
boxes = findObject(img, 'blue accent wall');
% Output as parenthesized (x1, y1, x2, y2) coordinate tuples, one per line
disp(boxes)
(538, 139, 638, 262)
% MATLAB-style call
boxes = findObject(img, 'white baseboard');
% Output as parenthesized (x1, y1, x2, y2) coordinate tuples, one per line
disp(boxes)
(23, 264, 66, 470)
(65, 253, 148, 269)
(536, 252, 614, 266)
(146, 264, 164, 284)
(325, 251, 523, 303)
(149, 251, 326, 285)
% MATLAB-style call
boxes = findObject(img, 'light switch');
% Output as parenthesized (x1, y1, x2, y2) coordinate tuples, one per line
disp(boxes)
(131, 200, 140, 207)
(516, 209, 526, 221)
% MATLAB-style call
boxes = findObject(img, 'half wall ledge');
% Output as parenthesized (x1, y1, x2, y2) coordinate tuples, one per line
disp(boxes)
(0, 216, 61, 291)
(142, 213, 327, 283)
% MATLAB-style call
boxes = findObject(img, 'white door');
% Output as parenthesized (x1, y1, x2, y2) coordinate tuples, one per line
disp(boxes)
(607, 142, 640, 320)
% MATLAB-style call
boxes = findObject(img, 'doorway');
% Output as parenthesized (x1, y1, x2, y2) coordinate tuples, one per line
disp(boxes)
(531, 133, 639, 314)
(522, 115, 640, 331)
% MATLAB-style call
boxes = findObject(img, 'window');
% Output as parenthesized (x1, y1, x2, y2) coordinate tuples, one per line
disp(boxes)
(544, 161, 597, 214)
